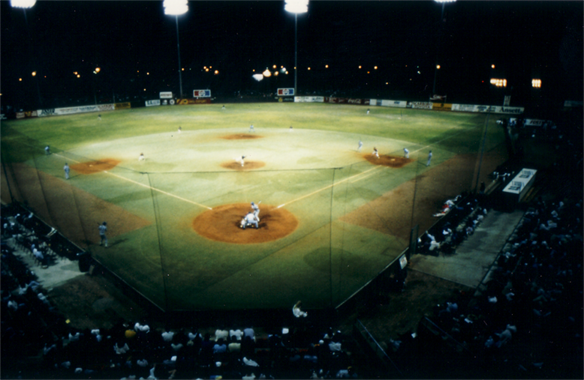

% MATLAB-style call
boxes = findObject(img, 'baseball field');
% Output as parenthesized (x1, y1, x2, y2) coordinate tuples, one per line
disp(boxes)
(0, 102, 508, 311)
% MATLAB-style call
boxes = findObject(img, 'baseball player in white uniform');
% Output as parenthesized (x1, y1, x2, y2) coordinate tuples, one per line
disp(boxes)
(358, 140, 363, 152)
(251, 202, 260, 221)
(372, 147, 379, 159)
(240, 212, 259, 229)
(404, 148, 409, 158)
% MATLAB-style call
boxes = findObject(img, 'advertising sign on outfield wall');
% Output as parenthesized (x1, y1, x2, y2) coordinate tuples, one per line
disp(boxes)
(38, 109, 56, 117)
(50, 104, 115, 115)
(370, 99, 407, 108)
(146, 100, 161, 107)
(409, 101, 433, 109)
(277, 88, 294, 96)
(160, 92, 173, 99)
(452, 104, 524, 114)
(294, 96, 324, 103)
(193, 89, 211, 98)
(114, 103, 131, 110)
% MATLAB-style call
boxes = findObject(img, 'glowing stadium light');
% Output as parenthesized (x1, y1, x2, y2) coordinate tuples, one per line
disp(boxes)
(214, 70, 219, 75)
(280, 67, 286, 73)
(10, 0, 36, 8)
(285, 0, 309, 96)
(164, 0, 188, 97)
(95, 67, 101, 73)
(252, 74, 264, 82)
(31, 71, 37, 76)
(532, 79, 541, 88)
(263, 68, 272, 77)
(284, 0, 308, 14)
(163, 0, 188, 15)
(273, 65, 277, 69)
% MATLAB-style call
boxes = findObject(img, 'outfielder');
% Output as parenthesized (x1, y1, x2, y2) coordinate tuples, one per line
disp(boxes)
(427, 150, 433, 166)
(358, 140, 363, 152)
(249, 124, 255, 133)
(64, 163, 70, 179)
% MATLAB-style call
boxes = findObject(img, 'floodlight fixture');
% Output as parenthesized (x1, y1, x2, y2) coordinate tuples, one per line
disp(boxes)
(31, 71, 36, 76)
(163, 0, 188, 15)
(284, 0, 308, 14)
(252, 74, 264, 82)
(10, 0, 36, 8)
(263, 68, 272, 77)
(432, 0, 456, 94)
(164, 1, 189, 99)
(285, 0, 309, 96)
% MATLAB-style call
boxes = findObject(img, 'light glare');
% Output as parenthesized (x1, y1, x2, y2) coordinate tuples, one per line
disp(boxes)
(252, 74, 264, 82)
(164, 0, 188, 15)
(285, 0, 308, 14)
(10, 0, 36, 8)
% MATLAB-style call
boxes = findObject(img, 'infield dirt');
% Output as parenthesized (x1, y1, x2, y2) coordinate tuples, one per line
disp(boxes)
(192, 203, 298, 244)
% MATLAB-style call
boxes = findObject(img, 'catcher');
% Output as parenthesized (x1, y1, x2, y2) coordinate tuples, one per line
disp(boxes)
(240, 212, 259, 229)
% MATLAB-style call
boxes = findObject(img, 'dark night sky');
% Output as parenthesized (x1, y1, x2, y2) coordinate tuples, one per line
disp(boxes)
(2, 1, 582, 109)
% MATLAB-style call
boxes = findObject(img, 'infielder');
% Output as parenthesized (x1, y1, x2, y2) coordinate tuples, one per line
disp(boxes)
(404, 148, 409, 158)
(178, 126, 182, 133)
(99, 222, 108, 247)
(239, 155, 246, 167)
(64, 163, 70, 179)
(249, 124, 255, 133)
(372, 147, 379, 159)
(358, 140, 363, 152)
(139, 153, 145, 161)
(251, 202, 260, 221)
(427, 150, 433, 166)
(240, 212, 259, 229)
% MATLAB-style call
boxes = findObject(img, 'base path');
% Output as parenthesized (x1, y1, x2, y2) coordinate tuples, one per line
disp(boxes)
(192, 203, 298, 244)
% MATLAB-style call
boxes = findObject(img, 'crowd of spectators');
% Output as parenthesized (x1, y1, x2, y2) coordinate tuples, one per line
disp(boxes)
(419, 193, 488, 255)
(422, 194, 583, 376)
(2, 205, 359, 379)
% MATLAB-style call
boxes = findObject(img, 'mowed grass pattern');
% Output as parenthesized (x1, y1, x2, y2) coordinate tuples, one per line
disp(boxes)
(1, 103, 506, 310)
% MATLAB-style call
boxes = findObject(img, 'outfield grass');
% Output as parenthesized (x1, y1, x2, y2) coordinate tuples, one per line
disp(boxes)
(1, 103, 507, 311)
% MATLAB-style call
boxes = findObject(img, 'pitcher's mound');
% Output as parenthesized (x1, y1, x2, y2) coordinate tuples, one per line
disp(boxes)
(221, 161, 266, 170)
(71, 159, 120, 174)
(364, 154, 411, 168)
(193, 203, 298, 244)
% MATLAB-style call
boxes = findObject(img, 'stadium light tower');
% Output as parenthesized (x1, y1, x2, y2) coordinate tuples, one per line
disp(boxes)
(285, 0, 308, 97)
(164, 0, 188, 98)
(432, 0, 455, 96)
